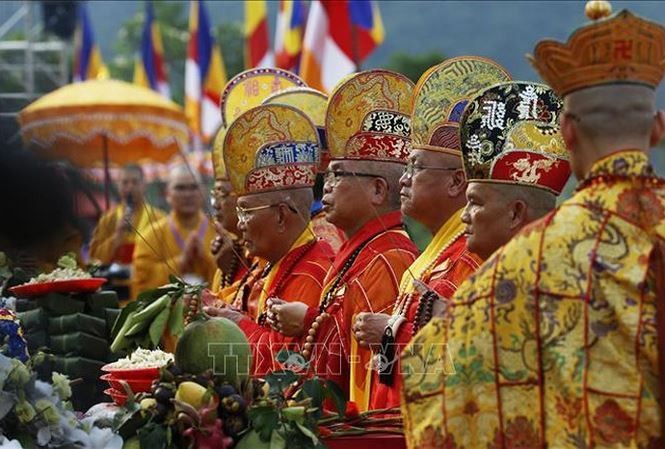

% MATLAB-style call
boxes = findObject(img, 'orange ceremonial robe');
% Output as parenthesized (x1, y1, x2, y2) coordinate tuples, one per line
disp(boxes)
(237, 225, 334, 377)
(311, 209, 346, 253)
(369, 210, 481, 409)
(304, 211, 419, 411)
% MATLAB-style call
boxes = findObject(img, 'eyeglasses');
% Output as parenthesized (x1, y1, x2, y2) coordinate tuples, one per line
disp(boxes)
(236, 202, 298, 222)
(403, 161, 461, 179)
(324, 170, 385, 188)
(172, 183, 200, 192)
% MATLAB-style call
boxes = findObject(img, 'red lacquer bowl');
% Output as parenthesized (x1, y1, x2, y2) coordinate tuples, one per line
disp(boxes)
(9, 278, 107, 297)
(104, 388, 128, 406)
(100, 373, 154, 394)
(101, 364, 161, 380)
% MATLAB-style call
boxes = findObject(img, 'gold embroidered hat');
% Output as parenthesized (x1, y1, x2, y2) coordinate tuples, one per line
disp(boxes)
(219, 68, 306, 128)
(326, 69, 414, 164)
(262, 87, 330, 170)
(412, 56, 511, 156)
(223, 104, 321, 196)
(213, 68, 306, 180)
(528, 1, 665, 96)
(211, 125, 228, 179)
(460, 81, 571, 195)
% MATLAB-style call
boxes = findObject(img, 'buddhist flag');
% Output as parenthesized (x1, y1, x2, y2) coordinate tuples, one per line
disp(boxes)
(274, 0, 306, 72)
(185, 0, 227, 144)
(300, 0, 384, 93)
(72, 2, 108, 82)
(133, 2, 170, 98)
(245, 0, 274, 68)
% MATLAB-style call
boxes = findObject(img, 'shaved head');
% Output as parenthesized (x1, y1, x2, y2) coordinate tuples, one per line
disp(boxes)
(562, 84, 665, 179)
(565, 84, 656, 146)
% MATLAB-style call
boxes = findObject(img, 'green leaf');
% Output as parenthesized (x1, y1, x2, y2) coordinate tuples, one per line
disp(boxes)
(265, 370, 299, 395)
(111, 301, 139, 340)
(324, 380, 346, 417)
(270, 428, 286, 449)
(282, 406, 305, 424)
(138, 422, 167, 449)
(149, 305, 171, 347)
(168, 274, 182, 285)
(248, 406, 280, 442)
(276, 350, 292, 364)
(168, 297, 185, 337)
(299, 378, 324, 411)
(295, 422, 319, 445)
(136, 284, 178, 303)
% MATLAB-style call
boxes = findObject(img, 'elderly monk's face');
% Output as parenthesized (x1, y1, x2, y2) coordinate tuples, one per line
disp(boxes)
(212, 179, 238, 233)
(236, 193, 280, 259)
(461, 182, 514, 260)
(399, 149, 457, 223)
(167, 171, 203, 217)
(321, 160, 376, 232)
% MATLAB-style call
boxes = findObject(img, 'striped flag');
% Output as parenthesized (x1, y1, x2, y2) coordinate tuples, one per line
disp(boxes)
(274, 0, 306, 72)
(245, 0, 274, 68)
(185, 0, 227, 144)
(133, 2, 170, 98)
(72, 2, 108, 82)
(300, 0, 384, 93)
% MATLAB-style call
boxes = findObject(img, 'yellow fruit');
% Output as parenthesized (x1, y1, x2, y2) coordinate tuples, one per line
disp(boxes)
(123, 437, 140, 449)
(175, 381, 211, 409)
(140, 398, 157, 410)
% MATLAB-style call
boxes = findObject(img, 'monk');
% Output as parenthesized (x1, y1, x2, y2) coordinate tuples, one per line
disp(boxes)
(267, 70, 419, 411)
(205, 104, 334, 377)
(89, 164, 165, 266)
(131, 165, 216, 297)
(352, 57, 511, 409)
(401, 80, 574, 447)
(208, 129, 251, 304)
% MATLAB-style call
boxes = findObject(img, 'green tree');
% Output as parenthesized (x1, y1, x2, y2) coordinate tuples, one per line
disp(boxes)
(109, 1, 243, 105)
(386, 51, 446, 83)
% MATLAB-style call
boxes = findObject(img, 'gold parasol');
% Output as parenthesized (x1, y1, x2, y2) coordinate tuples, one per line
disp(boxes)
(18, 79, 190, 209)
(18, 79, 189, 167)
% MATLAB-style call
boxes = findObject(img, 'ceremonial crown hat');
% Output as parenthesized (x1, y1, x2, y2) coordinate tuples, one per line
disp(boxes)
(212, 68, 306, 180)
(460, 81, 571, 195)
(262, 87, 330, 170)
(528, 1, 665, 96)
(223, 104, 320, 196)
(326, 69, 414, 164)
(412, 56, 511, 156)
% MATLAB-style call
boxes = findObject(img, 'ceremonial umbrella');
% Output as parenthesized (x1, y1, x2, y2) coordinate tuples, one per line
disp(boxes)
(18, 79, 190, 207)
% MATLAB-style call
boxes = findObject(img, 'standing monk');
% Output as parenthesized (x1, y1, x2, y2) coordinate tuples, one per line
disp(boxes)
(132, 165, 216, 297)
(89, 164, 165, 266)
(206, 104, 334, 377)
(401, 2, 665, 442)
(268, 70, 419, 411)
(354, 57, 511, 409)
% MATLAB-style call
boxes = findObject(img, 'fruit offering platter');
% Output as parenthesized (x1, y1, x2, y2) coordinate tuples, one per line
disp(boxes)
(9, 254, 106, 297)
(102, 348, 174, 403)
(104, 282, 404, 449)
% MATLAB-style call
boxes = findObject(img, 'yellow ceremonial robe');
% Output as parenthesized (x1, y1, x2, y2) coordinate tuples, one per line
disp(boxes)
(89, 203, 165, 264)
(131, 212, 217, 298)
(401, 150, 665, 448)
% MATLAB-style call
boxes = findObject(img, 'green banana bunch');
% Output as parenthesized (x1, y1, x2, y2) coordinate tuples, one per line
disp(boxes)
(110, 277, 204, 355)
